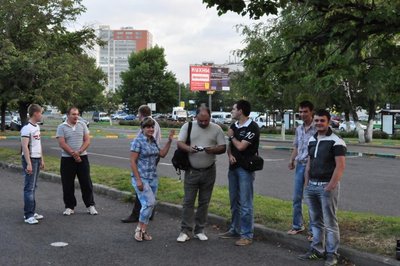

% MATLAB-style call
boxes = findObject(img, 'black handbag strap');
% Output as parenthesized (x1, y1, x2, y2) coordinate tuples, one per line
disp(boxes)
(185, 122, 192, 145)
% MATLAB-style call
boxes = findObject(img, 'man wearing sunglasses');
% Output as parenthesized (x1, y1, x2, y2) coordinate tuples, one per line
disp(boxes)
(298, 109, 346, 266)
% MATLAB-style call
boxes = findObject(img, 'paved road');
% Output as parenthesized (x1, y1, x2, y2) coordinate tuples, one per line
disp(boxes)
(0, 169, 316, 266)
(1, 138, 399, 216)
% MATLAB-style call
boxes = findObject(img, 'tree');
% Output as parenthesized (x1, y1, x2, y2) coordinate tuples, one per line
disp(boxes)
(208, 1, 400, 142)
(0, 0, 100, 125)
(119, 46, 179, 113)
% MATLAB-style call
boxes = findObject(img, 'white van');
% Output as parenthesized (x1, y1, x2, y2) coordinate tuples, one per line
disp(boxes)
(211, 112, 232, 124)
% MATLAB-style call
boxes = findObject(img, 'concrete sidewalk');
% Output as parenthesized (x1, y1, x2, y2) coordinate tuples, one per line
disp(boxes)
(1, 163, 398, 266)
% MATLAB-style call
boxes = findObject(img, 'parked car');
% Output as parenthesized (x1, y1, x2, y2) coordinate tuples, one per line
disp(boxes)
(111, 112, 128, 120)
(338, 121, 367, 131)
(124, 114, 136, 121)
(62, 115, 90, 127)
(211, 112, 232, 124)
(92, 111, 111, 122)
(5, 115, 12, 129)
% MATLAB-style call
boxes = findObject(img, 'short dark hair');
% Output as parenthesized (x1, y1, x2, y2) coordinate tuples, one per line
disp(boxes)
(28, 104, 42, 117)
(235, 100, 251, 116)
(196, 106, 211, 117)
(141, 117, 155, 128)
(138, 105, 151, 117)
(67, 106, 79, 115)
(299, 100, 314, 111)
(314, 109, 331, 121)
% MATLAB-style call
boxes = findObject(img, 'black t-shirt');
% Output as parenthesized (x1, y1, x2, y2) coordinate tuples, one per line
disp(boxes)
(229, 119, 260, 170)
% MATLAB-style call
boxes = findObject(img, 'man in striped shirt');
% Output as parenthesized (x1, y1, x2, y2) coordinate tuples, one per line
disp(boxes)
(56, 107, 97, 216)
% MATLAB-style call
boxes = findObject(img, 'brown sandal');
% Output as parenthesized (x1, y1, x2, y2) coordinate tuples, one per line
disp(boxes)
(142, 231, 152, 241)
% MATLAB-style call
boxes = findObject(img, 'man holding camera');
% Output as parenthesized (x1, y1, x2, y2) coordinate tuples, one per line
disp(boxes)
(176, 107, 226, 242)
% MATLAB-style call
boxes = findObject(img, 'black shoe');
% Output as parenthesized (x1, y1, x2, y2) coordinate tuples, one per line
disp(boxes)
(121, 215, 139, 223)
(298, 249, 324, 261)
(325, 254, 338, 266)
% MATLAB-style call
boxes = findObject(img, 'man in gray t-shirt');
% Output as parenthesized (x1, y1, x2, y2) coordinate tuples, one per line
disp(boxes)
(56, 107, 97, 216)
(176, 107, 226, 243)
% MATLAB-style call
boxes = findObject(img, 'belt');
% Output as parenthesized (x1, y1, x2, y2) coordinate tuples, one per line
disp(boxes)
(190, 163, 215, 172)
(309, 181, 329, 186)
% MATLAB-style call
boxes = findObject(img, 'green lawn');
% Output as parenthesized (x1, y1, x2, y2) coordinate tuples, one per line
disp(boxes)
(0, 146, 398, 257)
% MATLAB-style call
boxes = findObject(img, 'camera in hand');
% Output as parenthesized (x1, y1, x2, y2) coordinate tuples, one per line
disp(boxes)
(193, 146, 205, 152)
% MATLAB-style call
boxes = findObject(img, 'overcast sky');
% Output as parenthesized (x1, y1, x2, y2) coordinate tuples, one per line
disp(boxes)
(72, 0, 257, 83)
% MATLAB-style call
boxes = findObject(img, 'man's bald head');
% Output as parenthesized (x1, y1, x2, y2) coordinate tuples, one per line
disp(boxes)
(196, 107, 211, 128)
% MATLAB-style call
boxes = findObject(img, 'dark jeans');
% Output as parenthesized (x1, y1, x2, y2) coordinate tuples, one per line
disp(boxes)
(181, 164, 216, 235)
(60, 155, 95, 209)
(22, 156, 41, 219)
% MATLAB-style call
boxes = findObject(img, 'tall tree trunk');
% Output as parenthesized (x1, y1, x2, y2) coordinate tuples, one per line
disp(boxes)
(343, 80, 365, 143)
(365, 99, 376, 143)
(0, 101, 7, 132)
(18, 101, 30, 126)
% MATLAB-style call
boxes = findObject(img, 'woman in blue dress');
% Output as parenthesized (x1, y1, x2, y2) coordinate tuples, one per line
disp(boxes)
(130, 117, 174, 241)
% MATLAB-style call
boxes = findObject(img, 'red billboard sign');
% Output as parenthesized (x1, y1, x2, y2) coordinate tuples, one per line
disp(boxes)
(190, 66, 211, 91)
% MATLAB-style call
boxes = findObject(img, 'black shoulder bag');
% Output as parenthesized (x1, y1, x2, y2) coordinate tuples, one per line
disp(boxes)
(171, 122, 192, 176)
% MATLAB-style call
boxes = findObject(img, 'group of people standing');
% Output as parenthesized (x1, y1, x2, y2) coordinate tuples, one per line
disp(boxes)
(21, 99, 345, 266)
(22, 104, 98, 225)
(288, 101, 346, 266)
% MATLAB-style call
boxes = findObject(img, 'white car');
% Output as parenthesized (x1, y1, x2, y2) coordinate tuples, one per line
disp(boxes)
(338, 121, 366, 131)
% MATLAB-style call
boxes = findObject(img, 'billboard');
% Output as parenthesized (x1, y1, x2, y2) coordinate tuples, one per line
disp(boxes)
(190, 66, 211, 91)
(210, 67, 230, 91)
(190, 65, 230, 91)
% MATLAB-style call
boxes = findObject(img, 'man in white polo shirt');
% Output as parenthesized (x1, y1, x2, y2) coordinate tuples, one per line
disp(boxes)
(56, 107, 97, 216)
(21, 104, 45, 225)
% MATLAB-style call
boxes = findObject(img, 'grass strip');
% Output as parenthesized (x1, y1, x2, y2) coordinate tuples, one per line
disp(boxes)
(0, 146, 398, 256)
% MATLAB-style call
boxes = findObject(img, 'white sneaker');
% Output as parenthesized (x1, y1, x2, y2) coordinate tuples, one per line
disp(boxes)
(24, 217, 39, 225)
(87, 206, 98, 215)
(177, 232, 190, 243)
(24, 213, 44, 220)
(194, 233, 208, 241)
(63, 208, 75, 216)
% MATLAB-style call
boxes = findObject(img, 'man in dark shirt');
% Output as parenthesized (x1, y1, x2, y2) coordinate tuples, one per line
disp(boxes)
(298, 109, 346, 266)
(219, 100, 260, 246)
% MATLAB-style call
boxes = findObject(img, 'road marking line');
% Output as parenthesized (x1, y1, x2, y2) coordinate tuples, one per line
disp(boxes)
(264, 159, 285, 162)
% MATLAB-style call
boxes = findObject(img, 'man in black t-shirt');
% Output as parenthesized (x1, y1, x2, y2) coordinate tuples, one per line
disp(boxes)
(219, 100, 260, 246)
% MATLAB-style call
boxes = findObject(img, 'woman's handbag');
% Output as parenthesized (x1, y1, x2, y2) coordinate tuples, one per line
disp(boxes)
(171, 122, 192, 175)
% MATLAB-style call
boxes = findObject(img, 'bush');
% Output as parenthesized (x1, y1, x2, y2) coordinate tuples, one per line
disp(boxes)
(391, 133, 400, 140)
(373, 130, 389, 139)
(338, 131, 358, 138)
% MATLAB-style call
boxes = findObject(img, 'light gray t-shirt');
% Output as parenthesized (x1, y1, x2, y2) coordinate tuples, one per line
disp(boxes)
(178, 121, 226, 169)
(56, 121, 89, 157)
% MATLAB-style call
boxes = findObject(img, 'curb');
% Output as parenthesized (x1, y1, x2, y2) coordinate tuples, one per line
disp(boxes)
(1, 162, 398, 266)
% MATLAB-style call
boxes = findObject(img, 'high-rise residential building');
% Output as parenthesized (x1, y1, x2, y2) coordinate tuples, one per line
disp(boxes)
(98, 26, 153, 92)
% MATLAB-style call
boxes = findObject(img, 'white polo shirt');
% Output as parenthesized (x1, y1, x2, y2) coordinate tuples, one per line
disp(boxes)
(20, 122, 42, 158)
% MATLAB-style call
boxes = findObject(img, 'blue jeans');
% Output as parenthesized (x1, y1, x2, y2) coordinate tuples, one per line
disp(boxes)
(132, 177, 157, 225)
(22, 156, 41, 219)
(228, 167, 255, 239)
(305, 183, 340, 255)
(292, 163, 311, 231)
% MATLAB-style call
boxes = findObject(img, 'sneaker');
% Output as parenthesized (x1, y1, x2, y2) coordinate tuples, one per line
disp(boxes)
(287, 226, 305, 235)
(87, 206, 98, 215)
(218, 231, 240, 239)
(194, 233, 208, 241)
(235, 238, 252, 246)
(63, 208, 75, 216)
(298, 249, 324, 261)
(325, 254, 338, 266)
(24, 213, 44, 220)
(176, 232, 190, 243)
(24, 217, 39, 225)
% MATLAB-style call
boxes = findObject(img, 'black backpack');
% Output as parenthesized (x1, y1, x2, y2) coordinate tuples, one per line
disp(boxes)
(171, 122, 192, 176)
